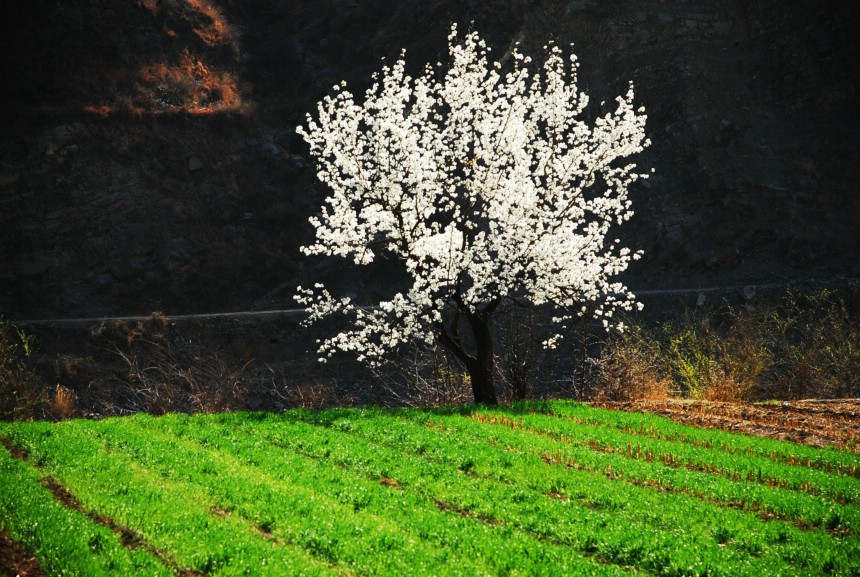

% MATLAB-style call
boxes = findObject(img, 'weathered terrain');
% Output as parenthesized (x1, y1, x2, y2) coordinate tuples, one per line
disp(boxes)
(2, 0, 859, 320)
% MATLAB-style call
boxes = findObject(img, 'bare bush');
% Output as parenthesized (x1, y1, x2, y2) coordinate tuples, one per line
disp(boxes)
(375, 344, 473, 408)
(111, 338, 252, 414)
(760, 288, 860, 399)
(495, 306, 546, 402)
(0, 319, 49, 420)
(591, 324, 674, 402)
(603, 286, 860, 402)
(661, 309, 769, 402)
(86, 314, 258, 415)
(253, 360, 335, 410)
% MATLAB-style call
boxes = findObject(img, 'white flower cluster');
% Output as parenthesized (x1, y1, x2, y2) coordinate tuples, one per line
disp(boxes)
(296, 24, 650, 362)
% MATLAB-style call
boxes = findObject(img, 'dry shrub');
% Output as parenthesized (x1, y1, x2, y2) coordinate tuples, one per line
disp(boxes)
(80, 313, 346, 416)
(113, 339, 251, 415)
(760, 288, 860, 399)
(495, 306, 546, 401)
(0, 319, 49, 420)
(679, 288, 860, 400)
(136, 0, 159, 15)
(235, 361, 332, 411)
(283, 380, 333, 410)
(86, 314, 257, 415)
(185, 0, 235, 47)
(51, 384, 77, 420)
(53, 354, 94, 382)
(495, 303, 593, 402)
(609, 286, 860, 402)
(149, 311, 169, 328)
(592, 324, 674, 402)
(663, 310, 769, 402)
(91, 318, 148, 347)
(703, 317, 771, 402)
(376, 344, 473, 408)
(136, 51, 244, 114)
(82, 103, 113, 117)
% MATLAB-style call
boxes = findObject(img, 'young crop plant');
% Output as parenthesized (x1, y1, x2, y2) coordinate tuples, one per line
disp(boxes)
(1, 402, 858, 576)
(0, 444, 173, 576)
(296, 24, 650, 404)
(537, 400, 859, 477)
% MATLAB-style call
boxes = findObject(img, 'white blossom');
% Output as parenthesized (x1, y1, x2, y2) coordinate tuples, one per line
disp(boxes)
(296, 25, 650, 366)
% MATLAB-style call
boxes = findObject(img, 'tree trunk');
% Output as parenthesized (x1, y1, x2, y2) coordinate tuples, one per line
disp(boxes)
(464, 311, 497, 405)
(438, 305, 498, 405)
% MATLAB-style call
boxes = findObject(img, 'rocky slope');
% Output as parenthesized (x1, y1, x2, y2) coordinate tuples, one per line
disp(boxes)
(2, 0, 859, 319)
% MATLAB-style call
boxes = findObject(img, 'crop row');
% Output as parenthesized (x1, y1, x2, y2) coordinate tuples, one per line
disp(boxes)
(466, 406, 860, 507)
(0, 442, 173, 576)
(471, 404, 860, 512)
(188, 408, 855, 576)
(422, 407, 859, 535)
(532, 401, 860, 478)
(79, 414, 625, 576)
(0, 422, 345, 576)
(1, 401, 857, 577)
(1, 418, 632, 576)
(285, 406, 858, 572)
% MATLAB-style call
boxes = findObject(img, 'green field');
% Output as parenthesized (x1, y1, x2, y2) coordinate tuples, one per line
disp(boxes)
(1, 401, 858, 576)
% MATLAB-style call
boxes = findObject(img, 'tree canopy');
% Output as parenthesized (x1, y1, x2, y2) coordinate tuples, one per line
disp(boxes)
(296, 25, 650, 404)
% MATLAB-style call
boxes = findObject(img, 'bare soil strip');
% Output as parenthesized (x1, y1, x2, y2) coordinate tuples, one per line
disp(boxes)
(37, 477, 147, 551)
(434, 500, 501, 526)
(594, 399, 860, 452)
(0, 530, 43, 577)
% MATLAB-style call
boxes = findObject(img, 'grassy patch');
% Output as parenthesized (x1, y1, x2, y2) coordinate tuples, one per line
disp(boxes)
(1, 401, 858, 576)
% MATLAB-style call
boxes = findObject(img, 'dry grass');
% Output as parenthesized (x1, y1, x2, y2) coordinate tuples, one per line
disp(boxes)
(51, 384, 77, 420)
(79, 0, 250, 117)
(136, 0, 159, 15)
(591, 287, 860, 402)
(109, 338, 251, 415)
(0, 319, 46, 421)
(591, 325, 674, 402)
(185, 0, 236, 48)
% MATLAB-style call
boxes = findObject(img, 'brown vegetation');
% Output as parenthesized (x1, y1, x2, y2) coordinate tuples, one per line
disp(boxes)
(590, 288, 860, 403)
(0, 319, 44, 421)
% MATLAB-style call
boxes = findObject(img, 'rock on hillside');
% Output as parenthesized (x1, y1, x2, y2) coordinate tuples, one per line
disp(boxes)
(1, 0, 858, 319)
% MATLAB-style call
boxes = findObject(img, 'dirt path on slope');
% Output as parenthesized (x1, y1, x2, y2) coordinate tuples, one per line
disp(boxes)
(594, 399, 860, 452)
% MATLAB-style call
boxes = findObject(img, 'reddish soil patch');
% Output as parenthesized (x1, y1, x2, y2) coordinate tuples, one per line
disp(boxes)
(0, 531, 42, 577)
(595, 399, 860, 452)
(434, 500, 500, 526)
(0, 437, 27, 461)
(379, 476, 403, 490)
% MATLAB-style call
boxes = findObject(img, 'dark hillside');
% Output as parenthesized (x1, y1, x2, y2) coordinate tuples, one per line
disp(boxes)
(2, 0, 859, 319)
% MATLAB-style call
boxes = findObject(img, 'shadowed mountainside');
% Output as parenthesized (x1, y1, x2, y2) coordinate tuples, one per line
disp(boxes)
(1, 0, 859, 319)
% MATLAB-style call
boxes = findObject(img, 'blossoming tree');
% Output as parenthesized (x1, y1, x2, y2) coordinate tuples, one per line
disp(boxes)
(296, 25, 650, 405)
